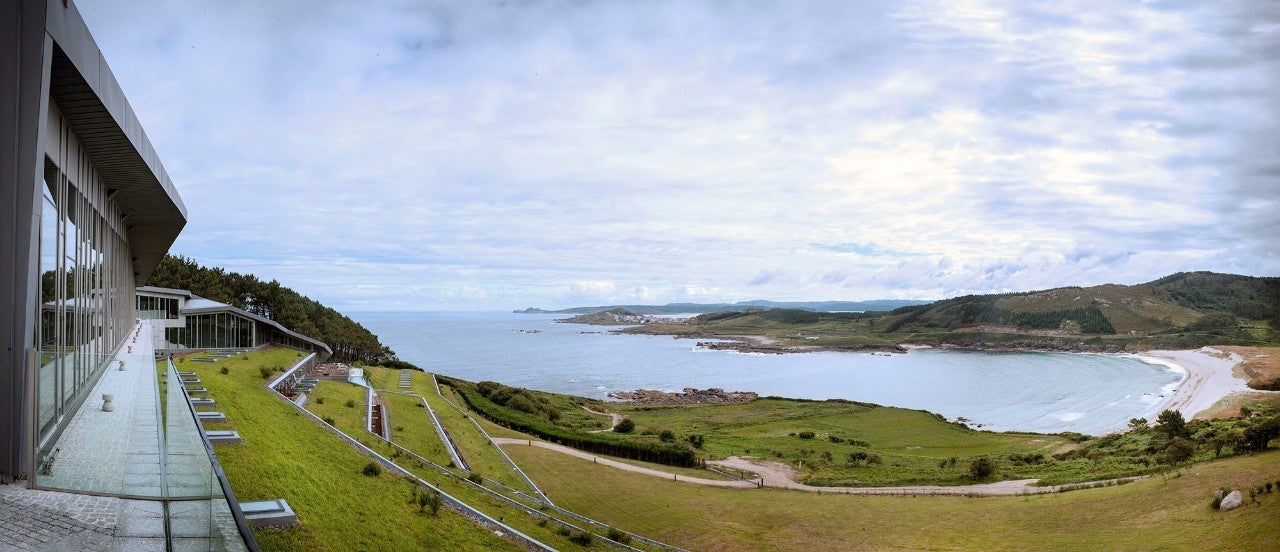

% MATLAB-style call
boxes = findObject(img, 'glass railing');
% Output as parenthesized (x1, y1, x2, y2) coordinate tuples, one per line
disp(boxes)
(31, 329, 255, 550)
(166, 358, 257, 552)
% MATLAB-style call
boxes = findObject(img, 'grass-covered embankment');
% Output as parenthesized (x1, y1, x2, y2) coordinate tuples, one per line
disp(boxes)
(506, 443, 1280, 551)
(179, 348, 518, 552)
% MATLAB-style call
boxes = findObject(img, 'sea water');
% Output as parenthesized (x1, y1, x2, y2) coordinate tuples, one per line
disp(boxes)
(354, 311, 1183, 435)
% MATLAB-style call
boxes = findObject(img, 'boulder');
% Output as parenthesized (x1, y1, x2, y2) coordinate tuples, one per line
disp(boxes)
(1219, 490, 1243, 511)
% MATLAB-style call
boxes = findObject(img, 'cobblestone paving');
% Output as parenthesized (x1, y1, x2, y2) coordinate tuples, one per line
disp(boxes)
(0, 482, 125, 550)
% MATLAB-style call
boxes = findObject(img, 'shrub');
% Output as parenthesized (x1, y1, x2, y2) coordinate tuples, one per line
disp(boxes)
(322, 416, 335, 425)
(659, 429, 676, 442)
(467, 472, 484, 485)
(424, 490, 441, 516)
(315, 397, 324, 404)
(1162, 438, 1195, 465)
(361, 462, 381, 477)
(258, 366, 273, 379)
(614, 418, 635, 433)
(219, 366, 229, 375)
(687, 434, 705, 449)
(797, 431, 816, 440)
(557, 527, 572, 536)
(345, 399, 356, 408)
(866, 453, 883, 465)
(828, 435, 845, 444)
(968, 456, 997, 480)
(1240, 416, 1280, 452)
(606, 527, 631, 544)
(569, 531, 594, 546)
(410, 487, 442, 516)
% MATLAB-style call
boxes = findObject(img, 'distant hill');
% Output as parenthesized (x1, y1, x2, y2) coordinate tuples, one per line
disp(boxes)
(515, 299, 928, 315)
(881, 271, 1279, 337)
(620, 272, 1280, 352)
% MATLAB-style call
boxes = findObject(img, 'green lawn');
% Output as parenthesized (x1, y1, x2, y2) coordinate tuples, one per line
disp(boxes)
(612, 398, 1082, 486)
(379, 390, 454, 467)
(184, 348, 519, 551)
(507, 442, 1280, 551)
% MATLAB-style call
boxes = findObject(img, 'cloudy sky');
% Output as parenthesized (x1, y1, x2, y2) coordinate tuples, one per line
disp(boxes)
(78, 1, 1278, 311)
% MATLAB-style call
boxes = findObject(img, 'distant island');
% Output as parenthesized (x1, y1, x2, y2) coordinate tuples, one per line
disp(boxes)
(515, 299, 929, 315)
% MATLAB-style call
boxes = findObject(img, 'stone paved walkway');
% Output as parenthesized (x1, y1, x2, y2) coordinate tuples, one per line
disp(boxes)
(39, 323, 162, 497)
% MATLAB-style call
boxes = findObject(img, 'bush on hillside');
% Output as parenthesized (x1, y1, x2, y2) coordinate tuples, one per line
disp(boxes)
(969, 456, 997, 480)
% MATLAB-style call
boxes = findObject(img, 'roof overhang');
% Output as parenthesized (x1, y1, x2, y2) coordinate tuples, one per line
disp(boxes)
(44, 0, 187, 284)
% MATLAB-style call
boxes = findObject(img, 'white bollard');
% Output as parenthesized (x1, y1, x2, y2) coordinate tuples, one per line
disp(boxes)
(118, 359, 126, 371)
(102, 394, 114, 412)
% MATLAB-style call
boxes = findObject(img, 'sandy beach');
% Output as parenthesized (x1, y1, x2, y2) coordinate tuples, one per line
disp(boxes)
(1142, 347, 1251, 420)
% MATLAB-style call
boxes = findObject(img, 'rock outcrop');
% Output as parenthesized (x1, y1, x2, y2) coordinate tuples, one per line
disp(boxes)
(608, 387, 758, 405)
(1219, 490, 1243, 511)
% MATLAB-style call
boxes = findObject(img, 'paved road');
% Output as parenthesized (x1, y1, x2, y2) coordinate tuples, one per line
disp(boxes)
(495, 438, 1139, 496)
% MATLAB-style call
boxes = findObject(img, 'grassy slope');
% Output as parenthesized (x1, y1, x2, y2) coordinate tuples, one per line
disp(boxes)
(310, 368, 621, 550)
(506, 443, 1280, 551)
(184, 349, 517, 552)
(400, 369, 537, 492)
(618, 399, 1103, 486)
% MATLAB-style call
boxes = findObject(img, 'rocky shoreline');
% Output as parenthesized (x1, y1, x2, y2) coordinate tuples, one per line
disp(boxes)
(608, 387, 759, 405)
(693, 339, 908, 355)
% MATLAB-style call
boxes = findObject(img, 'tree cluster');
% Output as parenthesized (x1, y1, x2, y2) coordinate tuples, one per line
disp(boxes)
(147, 255, 387, 362)
(443, 378, 698, 467)
(475, 381, 562, 422)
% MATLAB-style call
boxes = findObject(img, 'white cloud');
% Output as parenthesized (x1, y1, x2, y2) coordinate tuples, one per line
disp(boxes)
(75, 0, 1279, 310)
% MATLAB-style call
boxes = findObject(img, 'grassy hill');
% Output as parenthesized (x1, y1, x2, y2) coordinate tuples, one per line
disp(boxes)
(625, 272, 1280, 352)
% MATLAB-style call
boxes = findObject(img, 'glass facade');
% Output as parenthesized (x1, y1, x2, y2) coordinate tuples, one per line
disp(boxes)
(166, 312, 256, 349)
(36, 108, 133, 445)
(136, 295, 179, 320)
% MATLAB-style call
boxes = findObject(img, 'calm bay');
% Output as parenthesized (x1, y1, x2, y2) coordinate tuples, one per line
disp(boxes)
(354, 311, 1183, 435)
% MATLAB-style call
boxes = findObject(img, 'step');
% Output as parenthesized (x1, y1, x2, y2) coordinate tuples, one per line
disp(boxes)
(206, 430, 242, 445)
(241, 499, 298, 529)
(197, 411, 228, 423)
(189, 397, 217, 408)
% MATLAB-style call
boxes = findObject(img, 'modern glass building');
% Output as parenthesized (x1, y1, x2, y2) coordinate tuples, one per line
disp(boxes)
(2, 1, 257, 549)
(137, 286, 333, 356)
(2, 0, 186, 484)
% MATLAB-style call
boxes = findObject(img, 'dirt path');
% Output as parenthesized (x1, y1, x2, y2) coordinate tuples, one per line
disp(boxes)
(708, 456, 1074, 496)
(493, 438, 1134, 496)
(581, 406, 622, 433)
(492, 437, 753, 488)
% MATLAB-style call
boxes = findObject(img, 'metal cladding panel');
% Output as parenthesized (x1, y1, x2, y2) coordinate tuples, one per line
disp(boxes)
(0, 0, 59, 483)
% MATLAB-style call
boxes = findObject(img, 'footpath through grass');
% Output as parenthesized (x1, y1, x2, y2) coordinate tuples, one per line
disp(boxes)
(507, 442, 1280, 551)
(182, 348, 518, 552)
